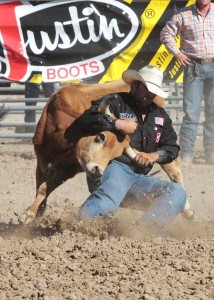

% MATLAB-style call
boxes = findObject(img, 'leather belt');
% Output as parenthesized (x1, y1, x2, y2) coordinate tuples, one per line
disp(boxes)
(191, 57, 214, 65)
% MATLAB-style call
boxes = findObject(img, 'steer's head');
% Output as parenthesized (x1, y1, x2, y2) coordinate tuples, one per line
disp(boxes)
(76, 131, 129, 180)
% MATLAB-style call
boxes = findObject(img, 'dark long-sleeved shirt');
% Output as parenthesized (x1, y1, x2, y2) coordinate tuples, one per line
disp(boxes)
(78, 92, 180, 175)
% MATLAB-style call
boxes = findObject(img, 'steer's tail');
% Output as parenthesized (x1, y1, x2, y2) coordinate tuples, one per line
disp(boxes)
(33, 102, 48, 146)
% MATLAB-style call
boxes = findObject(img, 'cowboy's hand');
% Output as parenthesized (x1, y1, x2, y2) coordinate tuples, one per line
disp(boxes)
(175, 52, 192, 66)
(133, 149, 159, 167)
(115, 119, 138, 135)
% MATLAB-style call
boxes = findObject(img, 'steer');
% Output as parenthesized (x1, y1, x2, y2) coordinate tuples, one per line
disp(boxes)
(18, 80, 193, 224)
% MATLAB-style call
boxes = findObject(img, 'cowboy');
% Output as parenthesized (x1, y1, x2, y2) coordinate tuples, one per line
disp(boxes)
(78, 65, 186, 230)
(160, 0, 214, 166)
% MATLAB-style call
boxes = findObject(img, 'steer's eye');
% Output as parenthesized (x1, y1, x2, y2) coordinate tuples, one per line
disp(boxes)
(95, 132, 106, 143)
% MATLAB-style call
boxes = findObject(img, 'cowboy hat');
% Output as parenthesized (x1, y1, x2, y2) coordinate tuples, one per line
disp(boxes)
(122, 65, 170, 98)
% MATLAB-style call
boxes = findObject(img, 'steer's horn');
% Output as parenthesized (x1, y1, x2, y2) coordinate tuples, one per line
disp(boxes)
(97, 94, 119, 116)
(124, 144, 136, 160)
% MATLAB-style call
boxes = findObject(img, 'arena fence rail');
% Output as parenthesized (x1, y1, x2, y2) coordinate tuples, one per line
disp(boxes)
(0, 80, 203, 139)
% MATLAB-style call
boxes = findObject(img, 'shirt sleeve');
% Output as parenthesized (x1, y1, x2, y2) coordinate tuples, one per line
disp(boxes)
(157, 110, 180, 164)
(160, 12, 183, 56)
(77, 94, 118, 134)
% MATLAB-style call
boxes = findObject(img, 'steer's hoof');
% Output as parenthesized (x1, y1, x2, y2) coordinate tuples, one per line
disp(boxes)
(182, 209, 195, 222)
(18, 211, 36, 224)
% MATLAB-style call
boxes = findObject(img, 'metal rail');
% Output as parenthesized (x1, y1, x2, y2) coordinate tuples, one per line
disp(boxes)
(0, 81, 204, 139)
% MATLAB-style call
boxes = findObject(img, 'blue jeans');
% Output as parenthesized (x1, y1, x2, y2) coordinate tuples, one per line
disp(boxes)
(179, 62, 214, 157)
(25, 82, 60, 123)
(81, 160, 186, 228)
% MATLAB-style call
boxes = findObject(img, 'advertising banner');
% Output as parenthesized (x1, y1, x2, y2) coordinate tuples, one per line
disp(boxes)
(0, 0, 196, 83)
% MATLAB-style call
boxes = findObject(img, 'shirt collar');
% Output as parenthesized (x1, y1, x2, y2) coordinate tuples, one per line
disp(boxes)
(194, 3, 212, 16)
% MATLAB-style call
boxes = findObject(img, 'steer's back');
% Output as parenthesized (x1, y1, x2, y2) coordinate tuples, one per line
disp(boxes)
(33, 80, 130, 165)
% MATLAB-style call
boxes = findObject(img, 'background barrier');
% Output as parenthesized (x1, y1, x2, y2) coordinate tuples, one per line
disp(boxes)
(0, 79, 204, 139)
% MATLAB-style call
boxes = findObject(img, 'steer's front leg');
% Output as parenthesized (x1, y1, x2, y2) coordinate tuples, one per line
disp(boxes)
(160, 158, 194, 221)
(18, 182, 48, 224)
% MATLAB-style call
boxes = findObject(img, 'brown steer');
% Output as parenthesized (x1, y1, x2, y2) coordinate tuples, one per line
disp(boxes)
(18, 80, 193, 224)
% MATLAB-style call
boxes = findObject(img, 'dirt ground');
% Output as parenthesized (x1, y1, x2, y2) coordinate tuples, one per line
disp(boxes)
(0, 137, 214, 300)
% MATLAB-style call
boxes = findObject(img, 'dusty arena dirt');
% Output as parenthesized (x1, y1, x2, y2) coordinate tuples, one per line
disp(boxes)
(0, 137, 214, 300)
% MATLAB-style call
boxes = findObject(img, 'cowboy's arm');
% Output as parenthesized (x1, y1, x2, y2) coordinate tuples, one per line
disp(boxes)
(77, 95, 137, 134)
(134, 112, 179, 167)
(160, 13, 183, 56)
(156, 114, 180, 163)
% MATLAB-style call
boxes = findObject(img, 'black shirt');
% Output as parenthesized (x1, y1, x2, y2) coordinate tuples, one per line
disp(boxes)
(78, 92, 180, 174)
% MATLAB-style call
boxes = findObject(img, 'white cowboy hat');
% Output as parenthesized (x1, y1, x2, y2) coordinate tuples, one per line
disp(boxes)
(122, 65, 170, 98)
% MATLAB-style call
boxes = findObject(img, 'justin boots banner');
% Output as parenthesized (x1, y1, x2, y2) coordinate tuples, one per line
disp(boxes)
(0, 0, 196, 83)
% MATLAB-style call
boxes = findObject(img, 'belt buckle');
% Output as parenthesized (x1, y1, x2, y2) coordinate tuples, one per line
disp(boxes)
(201, 58, 212, 65)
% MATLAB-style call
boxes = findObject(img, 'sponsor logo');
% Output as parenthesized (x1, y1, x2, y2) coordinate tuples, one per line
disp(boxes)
(0, 0, 139, 82)
(119, 113, 137, 121)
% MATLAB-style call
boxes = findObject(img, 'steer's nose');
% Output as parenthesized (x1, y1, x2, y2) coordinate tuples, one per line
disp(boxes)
(90, 165, 102, 179)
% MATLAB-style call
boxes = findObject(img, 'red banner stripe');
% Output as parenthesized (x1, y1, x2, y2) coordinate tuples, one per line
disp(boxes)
(0, 1, 28, 80)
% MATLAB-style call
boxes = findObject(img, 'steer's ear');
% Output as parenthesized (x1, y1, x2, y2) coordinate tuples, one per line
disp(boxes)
(95, 132, 106, 143)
